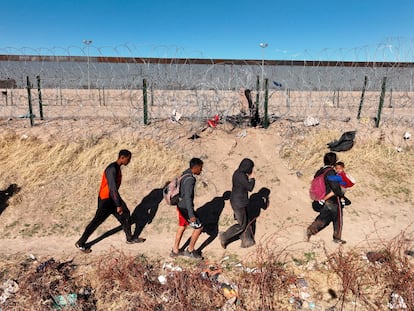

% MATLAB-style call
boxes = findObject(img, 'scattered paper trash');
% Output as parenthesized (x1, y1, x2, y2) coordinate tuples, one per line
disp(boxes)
(52, 293, 77, 309)
(304, 116, 319, 127)
(0, 279, 19, 304)
(388, 292, 407, 309)
(403, 132, 411, 140)
(237, 130, 247, 138)
(207, 115, 219, 128)
(171, 109, 182, 123)
(158, 275, 167, 285)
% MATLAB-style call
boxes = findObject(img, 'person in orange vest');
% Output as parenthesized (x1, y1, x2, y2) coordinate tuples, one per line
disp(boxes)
(76, 149, 144, 253)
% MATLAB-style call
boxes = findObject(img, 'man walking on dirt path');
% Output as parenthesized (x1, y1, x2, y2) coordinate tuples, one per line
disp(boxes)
(171, 158, 204, 259)
(76, 149, 144, 253)
(306, 152, 346, 244)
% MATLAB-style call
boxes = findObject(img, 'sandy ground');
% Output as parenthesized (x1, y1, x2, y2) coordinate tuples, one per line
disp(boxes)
(0, 114, 413, 267)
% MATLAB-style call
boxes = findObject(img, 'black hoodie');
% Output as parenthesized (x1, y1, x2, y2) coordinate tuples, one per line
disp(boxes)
(230, 158, 255, 208)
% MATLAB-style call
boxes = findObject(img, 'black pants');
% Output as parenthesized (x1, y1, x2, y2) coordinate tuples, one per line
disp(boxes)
(221, 205, 247, 247)
(307, 197, 343, 240)
(77, 197, 132, 245)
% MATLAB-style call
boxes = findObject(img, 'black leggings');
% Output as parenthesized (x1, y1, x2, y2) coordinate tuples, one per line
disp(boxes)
(77, 197, 132, 245)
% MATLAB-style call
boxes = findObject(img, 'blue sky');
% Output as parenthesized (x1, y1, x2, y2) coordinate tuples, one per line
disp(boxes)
(1, 0, 413, 61)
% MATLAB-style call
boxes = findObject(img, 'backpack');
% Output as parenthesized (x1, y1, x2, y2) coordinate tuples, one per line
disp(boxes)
(163, 173, 192, 206)
(309, 168, 332, 201)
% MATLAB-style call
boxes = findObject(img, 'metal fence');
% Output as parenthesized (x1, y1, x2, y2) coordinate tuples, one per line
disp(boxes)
(1, 52, 414, 127)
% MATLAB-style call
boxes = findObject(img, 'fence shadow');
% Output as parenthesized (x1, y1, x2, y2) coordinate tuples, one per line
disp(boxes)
(0, 183, 21, 216)
(85, 188, 163, 248)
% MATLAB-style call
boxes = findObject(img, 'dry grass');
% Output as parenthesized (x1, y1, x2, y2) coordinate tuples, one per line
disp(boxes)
(0, 129, 185, 238)
(1, 118, 413, 310)
(1, 234, 413, 310)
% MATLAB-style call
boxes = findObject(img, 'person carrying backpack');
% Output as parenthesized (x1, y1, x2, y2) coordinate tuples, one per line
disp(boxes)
(170, 158, 204, 259)
(306, 152, 347, 244)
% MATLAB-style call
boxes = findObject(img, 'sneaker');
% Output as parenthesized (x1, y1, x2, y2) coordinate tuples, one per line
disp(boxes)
(333, 238, 347, 244)
(126, 237, 146, 244)
(184, 249, 203, 259)
(189, 221, 202, 229)
(170, 249, 184, 258)
(219, 232, 227, 249)
(75, 243, 92, 253)
(305, 228, 312, 242)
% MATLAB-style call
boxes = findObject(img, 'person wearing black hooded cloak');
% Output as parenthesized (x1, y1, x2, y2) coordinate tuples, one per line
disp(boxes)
(219, 158, 255, 249)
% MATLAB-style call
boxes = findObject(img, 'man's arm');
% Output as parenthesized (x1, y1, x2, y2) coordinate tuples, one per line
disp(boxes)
(181, 176, 196, 219)
(106, 165, 122, 209)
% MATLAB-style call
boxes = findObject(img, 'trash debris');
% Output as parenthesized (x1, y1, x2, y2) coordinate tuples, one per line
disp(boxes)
(0, 279, 19, 304)
(327, 131, 356, 152)
(52, 293, 77, 309)
(207, 115, 219, 128)
(158, 275, 167, 285)
(36, 258, 56, 273)
(405, 250, 414, 256)
(237, 130, 247, 138)
(388, 292, 407, 309)
(170, 109, 182, 123)
(201, 265, 239, 308)
(403, 132, 411, 140)
(365, 251, 390, 264)
(304, 116, 319, 127)
(188, 133, 201, 140)
(273, 81, 283, 88)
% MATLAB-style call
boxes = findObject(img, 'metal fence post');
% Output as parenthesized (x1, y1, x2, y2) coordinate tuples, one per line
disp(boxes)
(376, 77, 387, 128)
(263, 78, 269, 129)
(26, 76, 34, 127)
(357, 76, 368, 119)
(36, 75, 44, 120)
(143, 79, 149, 125)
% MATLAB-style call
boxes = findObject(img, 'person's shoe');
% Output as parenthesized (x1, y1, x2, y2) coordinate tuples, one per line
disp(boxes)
(75, 242, 92, 253)
(126, 237, 146, 244)
(184, 249, 203, 259)
(333, 238, 347, 244)
(170, 249, 184, 258)
(219, 232, 227, 249)
(305, 228, 312, 242)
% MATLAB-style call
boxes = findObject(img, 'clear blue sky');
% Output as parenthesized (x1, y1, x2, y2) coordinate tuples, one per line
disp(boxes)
(1, 0, 413, 61)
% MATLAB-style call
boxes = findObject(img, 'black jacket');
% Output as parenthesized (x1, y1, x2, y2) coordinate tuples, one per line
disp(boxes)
(230, 159, 255, 208)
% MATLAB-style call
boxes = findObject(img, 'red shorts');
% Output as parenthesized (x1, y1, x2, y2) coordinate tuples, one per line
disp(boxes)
(177, 208, 189, 227)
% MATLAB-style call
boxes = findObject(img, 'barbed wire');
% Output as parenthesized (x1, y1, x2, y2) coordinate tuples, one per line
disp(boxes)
(0, 42, 413, 132)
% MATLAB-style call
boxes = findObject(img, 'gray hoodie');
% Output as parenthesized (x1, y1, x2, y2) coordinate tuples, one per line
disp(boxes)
(177, 168, 196, 219)
(230, 158, 255, 208)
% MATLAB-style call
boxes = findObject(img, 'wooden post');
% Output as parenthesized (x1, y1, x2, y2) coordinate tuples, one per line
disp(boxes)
(36, 75, 44, 120)
(376, 77, 387, 128)
(26, 76, 34, 127)
(357, 76, 368, 119)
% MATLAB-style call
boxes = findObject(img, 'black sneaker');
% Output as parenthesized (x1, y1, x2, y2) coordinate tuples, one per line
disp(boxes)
(219, 232, 227, 249)
(75, 243, 92, 253)
(126, 237, 146, 244)
(170, 249, 184, 258)
(184, 249, 203, 259)
(333, 238, 347, 244)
